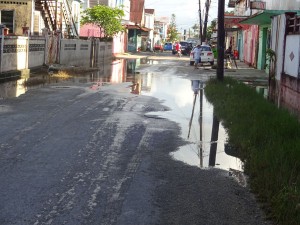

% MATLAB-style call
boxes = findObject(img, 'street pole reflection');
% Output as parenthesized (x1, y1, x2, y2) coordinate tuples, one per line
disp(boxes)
(188, 80, 204, 168)
(209, 110, 220, 166)
(188, 80, 200, 139)
(188, 92, 197, 139)
(199, 83, 203, 168)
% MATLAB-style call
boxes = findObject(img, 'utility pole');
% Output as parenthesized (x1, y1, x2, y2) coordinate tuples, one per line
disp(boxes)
(216, 0, 225, 81)
(198, 0, 203, 43)
(202, 0, 211, 43)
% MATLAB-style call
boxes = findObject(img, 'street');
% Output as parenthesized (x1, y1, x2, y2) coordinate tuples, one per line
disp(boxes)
(0, 54, 271, 225)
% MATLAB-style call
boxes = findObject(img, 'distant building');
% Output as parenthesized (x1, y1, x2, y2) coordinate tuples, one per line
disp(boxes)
(0, 0, 80, 37)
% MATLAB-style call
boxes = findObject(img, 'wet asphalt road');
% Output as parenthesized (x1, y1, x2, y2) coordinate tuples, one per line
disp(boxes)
(0, 56, 271, 225)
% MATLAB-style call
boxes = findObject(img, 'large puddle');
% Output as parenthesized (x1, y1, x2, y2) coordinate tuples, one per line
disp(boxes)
(141, 76, 243, 171)
(0, 58, 266, 175)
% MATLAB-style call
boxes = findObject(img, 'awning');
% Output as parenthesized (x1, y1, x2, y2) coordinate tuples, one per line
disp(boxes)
(224, 15, 249, 30)
(126, 25, 151, 32)
(224, 16, 247, 25)
(240, 10, 300, 25)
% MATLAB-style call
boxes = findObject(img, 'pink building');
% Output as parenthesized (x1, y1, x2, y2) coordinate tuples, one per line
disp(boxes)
(80, 24, 103, 38)
(242, 25, 259, 67)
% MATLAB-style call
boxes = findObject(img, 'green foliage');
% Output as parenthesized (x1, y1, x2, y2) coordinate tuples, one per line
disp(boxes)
(225, 10, 234, 15)
(266, 48, 276, 62)
(167, 14, 179, 42)
(191, 24, 199, 38)
(265, 48, 277, 77)
(81, 4, 125, 38)
(207, 19, 216, 40)
(205, 78, 300, 225)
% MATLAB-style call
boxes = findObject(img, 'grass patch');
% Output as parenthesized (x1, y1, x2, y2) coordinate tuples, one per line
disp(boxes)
(204, 78, 300, 225)
(51, 70, 72, 79)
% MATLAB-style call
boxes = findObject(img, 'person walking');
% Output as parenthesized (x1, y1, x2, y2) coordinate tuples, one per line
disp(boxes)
(175, 42, 181, 57)
(191, 45, 202, 69)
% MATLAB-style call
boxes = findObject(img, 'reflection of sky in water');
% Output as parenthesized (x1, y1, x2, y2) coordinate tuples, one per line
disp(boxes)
(142, 74, 243, 171)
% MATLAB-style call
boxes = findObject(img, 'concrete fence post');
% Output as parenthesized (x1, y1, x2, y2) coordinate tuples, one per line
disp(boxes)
(42, 28, 49, 65)
(26, 32, 29, 69)
(0, 25, 5, 73)
(56, 30, 62, 64)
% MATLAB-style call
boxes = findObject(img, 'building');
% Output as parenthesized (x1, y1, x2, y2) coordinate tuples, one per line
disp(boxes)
(144, 9, 155, 51)
(227, 0, 300, 116)
(230, 0, 300, 70)
(126, 0, 151, 52)
(0, 0, 80, 37)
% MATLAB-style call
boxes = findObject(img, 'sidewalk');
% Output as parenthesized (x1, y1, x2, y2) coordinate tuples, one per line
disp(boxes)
(224, 60, 269, 85)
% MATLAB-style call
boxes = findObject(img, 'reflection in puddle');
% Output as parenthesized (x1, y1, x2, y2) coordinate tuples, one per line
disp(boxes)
(140, 73, 244, 171)
(0, 59, 246, 172)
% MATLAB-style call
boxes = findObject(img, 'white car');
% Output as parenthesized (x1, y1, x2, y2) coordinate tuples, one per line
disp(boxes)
(190, 45, 214, 66)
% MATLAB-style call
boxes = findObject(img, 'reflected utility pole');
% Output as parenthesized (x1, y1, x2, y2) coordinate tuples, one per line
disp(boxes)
(209, 112, 220, 166)
(217, 0, 225, 80)
(188, 80, 200, 139)
(188, 93, 197, 139)
(199, 83, 203, 167)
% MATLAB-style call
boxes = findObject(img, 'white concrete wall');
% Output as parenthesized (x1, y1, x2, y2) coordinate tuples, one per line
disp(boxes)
(59, 39, 91, 66)
(28, 38, 46, 68)
(0, 36, 113, 73)
(1, 37, 27, 72)
(97, 41, 113, 63)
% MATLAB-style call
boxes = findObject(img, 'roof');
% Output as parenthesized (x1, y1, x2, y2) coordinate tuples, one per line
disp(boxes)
(224, 16, 247, 25)
(126, 25, 151, 32)
(240, 10, 300, 25)
(145, 9, 154, 14)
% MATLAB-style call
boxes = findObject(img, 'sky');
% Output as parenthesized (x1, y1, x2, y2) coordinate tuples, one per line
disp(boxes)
(144, 0, 230, 31)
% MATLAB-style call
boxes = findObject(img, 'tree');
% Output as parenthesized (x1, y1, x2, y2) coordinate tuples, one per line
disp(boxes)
(81, 5, 125, 39)
(167, 14, 179, 42)
(206, 19, 216, 40)
(202, 0, 211, 43)
(191, 24, 199, 38)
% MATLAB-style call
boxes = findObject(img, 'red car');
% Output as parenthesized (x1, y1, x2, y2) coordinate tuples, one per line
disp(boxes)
(154, 43, 163, 52)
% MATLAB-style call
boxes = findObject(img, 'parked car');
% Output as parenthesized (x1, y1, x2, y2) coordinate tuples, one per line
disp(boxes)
(172, 43, 177, 54)
(154, 43, 163, 52)
(164, 42, 173, 51)
(179, 41, 189, 55)
(190, 45, 214, 66)
(172, 41, 192, 55)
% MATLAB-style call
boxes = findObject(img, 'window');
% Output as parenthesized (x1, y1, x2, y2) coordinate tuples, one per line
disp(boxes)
(201, 46, 211, 51)
(1, 10, 14, 34)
